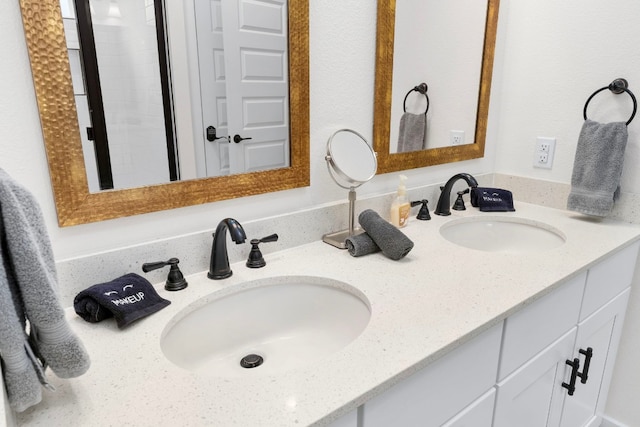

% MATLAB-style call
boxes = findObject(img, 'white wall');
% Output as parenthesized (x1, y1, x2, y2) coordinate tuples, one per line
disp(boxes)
(4, 0, 639, 424)
(494, 0, 640, 424)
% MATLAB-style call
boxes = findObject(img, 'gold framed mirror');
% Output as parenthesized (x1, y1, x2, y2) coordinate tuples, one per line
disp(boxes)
(373, 0, 500, 174)
(19, 0, 309, 227)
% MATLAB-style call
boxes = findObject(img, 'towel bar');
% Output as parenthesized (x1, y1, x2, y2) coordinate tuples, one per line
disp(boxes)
(583, 78, 637, 125)
(403, 83, 430, 115)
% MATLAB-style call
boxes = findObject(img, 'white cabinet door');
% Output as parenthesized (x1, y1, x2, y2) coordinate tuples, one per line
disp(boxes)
(560, 289, 630, 427)
(441, 388, 496, 427)
(327, 409, 358, 427)
(494, 328, 577, 427)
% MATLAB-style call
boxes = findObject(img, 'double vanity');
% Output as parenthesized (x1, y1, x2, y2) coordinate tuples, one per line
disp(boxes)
(12, 201, 640, 426)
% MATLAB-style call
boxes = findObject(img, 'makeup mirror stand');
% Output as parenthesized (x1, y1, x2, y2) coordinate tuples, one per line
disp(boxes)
(322, 129, 377, 249)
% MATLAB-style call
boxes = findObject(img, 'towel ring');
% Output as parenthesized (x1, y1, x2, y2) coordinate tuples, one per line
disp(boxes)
(403, 83, 430, 115)
(583, 78, 637, 126)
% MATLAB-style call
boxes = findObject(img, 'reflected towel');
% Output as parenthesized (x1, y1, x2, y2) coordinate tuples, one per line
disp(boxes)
(567, 119, 628, 217)
(397, 112, 426, 152)
(358, 210, 414, 260)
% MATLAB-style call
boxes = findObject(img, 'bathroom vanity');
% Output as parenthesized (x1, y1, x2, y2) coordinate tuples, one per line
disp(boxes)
(10, 202, 640, 427)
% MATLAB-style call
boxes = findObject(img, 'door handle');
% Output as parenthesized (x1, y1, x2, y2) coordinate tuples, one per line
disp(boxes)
(562, 357, 580, 396)
(233, 134, 253, 143)
(577, 347, 593, 384)
(206, 125, 227, 142)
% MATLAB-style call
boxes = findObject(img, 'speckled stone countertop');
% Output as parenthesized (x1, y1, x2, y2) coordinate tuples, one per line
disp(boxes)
(15, 202, 640, 426)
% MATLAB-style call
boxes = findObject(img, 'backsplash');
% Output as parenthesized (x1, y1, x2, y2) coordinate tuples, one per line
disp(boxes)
(55, 174, 494, 306)
(494, 174, 640, 224)
(59, 172, 640, 308)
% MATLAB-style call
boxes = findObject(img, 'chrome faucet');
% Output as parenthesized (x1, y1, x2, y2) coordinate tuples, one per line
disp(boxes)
(208, 218, 247, 280)
(434, 173, 479, 216)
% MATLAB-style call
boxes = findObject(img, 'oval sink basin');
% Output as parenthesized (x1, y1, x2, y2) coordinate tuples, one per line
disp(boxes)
(160, 276, 370, 377)
(440, 216, 565, 253)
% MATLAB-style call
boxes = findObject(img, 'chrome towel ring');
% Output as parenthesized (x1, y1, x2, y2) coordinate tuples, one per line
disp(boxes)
(583, 78, 637, 125)
(403, 82, 430, 115)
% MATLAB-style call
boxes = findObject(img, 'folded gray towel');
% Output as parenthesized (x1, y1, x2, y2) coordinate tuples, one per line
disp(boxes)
(345, 232, 381, 257)
(567, 119, 628, 217)
(397, 112, 426, 152)
(358, 209, 414, 260)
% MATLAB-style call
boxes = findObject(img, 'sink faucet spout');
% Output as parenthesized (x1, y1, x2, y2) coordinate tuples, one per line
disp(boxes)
(208, 218, 246, 280)
(434, 173, 479, 216)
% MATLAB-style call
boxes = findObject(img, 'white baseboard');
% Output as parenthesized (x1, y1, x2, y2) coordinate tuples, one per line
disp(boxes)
(600, 415, 629, 427)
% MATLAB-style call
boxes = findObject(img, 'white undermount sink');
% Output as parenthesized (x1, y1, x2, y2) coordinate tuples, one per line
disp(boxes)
(160, 276, 371, 377)
(440, 216, 566, 253)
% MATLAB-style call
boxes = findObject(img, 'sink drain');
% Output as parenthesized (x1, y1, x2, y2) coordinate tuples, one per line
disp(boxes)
(240, 354, 264, 369)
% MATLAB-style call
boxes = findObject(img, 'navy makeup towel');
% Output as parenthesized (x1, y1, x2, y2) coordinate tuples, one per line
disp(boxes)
(470, 187, 516, 212)
(74, 273, 170, 328)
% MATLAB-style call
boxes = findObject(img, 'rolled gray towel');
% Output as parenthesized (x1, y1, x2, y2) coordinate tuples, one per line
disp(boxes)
(358, 209, 414, 260)
(345, 232, 381, 257)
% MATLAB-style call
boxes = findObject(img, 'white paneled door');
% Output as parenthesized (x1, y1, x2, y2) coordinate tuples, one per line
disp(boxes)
(196, 0, 289, 176)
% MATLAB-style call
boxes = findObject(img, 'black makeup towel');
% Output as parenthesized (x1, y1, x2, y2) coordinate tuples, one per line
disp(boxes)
(345, 232, 381, 257)
(358, 209, 414, 260)
(470, 187, 516, 212)
(74, 273, 170, 328)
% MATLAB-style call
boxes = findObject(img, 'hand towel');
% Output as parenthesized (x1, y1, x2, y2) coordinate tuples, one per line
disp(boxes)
(74, 273, 171, 328)
(358, 209, 414, 260)
(0, 168, 90, 412)
(397, 112, 426, 152)
(470, 187, 516, 212)
(567, 119, 628, 217)
(345, 232, 381, 257)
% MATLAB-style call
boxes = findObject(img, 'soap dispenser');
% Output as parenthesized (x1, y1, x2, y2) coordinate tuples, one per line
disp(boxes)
(390, 174, 410, 228)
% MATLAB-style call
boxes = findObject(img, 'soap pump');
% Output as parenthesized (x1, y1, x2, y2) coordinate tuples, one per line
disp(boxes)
(390, 174, 410, 228)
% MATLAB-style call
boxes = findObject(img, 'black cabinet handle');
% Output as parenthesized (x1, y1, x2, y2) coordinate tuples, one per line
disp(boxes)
(233, 134, 253, 143)
(562, 358, 580, 396)
(577, 347, 593, 384)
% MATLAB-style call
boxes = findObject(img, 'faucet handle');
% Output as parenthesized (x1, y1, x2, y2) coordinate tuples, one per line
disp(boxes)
(246, 234, 279, 268)
(142, 258, 188, 291)
(410, 199, 431, 220)
(452, 188, 470, 211)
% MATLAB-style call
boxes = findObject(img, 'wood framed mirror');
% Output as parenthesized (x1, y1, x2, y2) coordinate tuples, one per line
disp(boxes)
(373, 0, 500, 174)
(19, 0, 309, 226)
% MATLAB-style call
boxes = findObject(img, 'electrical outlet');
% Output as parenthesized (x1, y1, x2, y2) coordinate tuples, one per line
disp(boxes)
(450, 130, 465, 146)
(533, 137, 556, 169)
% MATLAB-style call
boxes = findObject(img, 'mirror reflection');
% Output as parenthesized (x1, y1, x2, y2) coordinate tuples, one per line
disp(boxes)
(19, 0, 308, 226)
(62, 0, 290, 192)
(390, 0, 488, 152)
(373, 0, 500, 174)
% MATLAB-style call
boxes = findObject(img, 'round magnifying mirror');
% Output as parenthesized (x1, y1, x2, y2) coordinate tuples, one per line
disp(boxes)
(326, 129, 377, 188)
(323, 129, 377, 249)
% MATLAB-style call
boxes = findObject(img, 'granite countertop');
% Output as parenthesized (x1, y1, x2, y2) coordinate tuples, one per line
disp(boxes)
(15, 202, 640, 426)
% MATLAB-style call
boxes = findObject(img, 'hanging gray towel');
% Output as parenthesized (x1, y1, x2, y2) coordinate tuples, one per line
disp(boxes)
(397, 112, 426, 152)
(567, 119, 628, 217)
(0, 168, 91, 412)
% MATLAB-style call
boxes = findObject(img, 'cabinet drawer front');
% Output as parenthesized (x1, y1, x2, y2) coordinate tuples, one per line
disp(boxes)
(580, 241, 640, 321)
(499, 272, 586, 380)
(361, 323, 502, 427)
